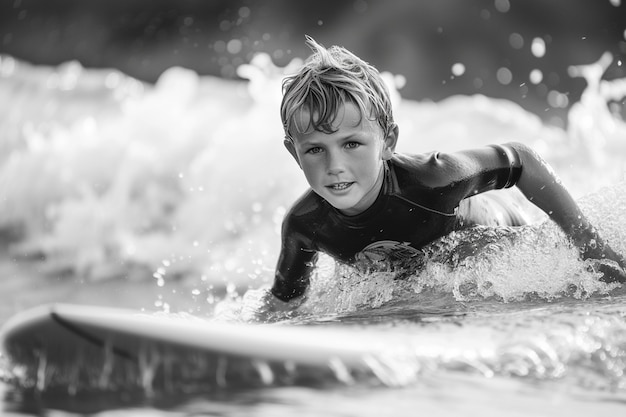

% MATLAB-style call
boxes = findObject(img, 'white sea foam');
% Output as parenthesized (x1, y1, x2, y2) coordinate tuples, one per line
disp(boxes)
(0, 52, 624, 297)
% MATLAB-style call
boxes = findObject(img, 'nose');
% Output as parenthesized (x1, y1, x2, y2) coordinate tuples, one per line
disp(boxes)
(326, 149, 345, 175)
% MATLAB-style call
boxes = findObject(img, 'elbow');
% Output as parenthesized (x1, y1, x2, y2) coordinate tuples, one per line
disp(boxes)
(504, 142, 534, 162)
(504, 141, 555, 181)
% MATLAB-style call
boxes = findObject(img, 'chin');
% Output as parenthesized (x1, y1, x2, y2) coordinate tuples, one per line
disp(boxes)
(328, 199, 361, 213)
(324, 198, 352, 211)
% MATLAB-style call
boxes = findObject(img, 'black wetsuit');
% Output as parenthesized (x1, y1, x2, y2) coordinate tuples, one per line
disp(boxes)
(271, 143, 523, 301)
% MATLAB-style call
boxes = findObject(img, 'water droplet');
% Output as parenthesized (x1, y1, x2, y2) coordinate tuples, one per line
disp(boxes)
(531, 37, 546, 58)
(451, 63, 466, 76)
(219, 20, 231, 32)
(238, 6, 251, 18)
(547, 90, 569, 108)
(529, 69, 543, 84)
(214, 40, 226, 53)
(494, 0, 511, 13)
(227, 39, 242, 54)
(496, 67, 513, 85)
(36, 350, 47, 392)
(252, 360, 275, 385)
(509, 33, 524, 49)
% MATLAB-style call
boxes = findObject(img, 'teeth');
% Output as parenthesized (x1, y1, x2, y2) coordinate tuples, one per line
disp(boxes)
(331, 183, 351, 190)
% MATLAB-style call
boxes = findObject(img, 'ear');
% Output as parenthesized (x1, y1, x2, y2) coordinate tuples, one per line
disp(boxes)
(382, 124, 399, 160)
(284, 138, 302, 168)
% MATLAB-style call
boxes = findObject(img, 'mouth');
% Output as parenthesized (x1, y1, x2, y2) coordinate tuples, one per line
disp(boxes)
(326, 182, 354, 191)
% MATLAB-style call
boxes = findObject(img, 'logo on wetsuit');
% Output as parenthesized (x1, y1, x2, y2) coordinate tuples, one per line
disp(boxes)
(354, 240, 424, 275)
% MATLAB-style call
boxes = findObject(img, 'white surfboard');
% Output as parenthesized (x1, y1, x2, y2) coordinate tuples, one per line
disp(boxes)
(0, 303, 505, 396)
(0, 303, 402, 392)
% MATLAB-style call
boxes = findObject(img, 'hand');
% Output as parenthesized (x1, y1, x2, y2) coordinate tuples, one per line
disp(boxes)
(589, 258, 626, 284)
(240, 288, 297, 323)
(584, 242, 626, 284)
(577, 233, 626, 284)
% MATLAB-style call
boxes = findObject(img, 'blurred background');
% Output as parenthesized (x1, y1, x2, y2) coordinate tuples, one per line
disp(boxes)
(1, 0, 625, 127)
(0, 0, 625, 317)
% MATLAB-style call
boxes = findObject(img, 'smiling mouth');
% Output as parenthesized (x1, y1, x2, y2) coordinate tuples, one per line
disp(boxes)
(327, 182, 354, 191)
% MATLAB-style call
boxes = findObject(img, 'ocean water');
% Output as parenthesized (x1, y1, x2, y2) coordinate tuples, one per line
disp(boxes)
(0, 50, 625, 416)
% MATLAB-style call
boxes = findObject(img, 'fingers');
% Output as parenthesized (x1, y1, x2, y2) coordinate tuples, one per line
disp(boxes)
(591, 259, 626, 284)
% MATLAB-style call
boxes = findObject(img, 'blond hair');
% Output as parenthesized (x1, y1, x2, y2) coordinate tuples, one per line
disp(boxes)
(280, 36, 394, 140)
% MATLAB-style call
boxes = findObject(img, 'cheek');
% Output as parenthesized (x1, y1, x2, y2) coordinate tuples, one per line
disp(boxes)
(356, 153, 383, 177)
(300, 159, 324, 183)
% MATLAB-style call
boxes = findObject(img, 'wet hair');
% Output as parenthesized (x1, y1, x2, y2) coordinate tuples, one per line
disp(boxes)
(280, 36, 394, 141)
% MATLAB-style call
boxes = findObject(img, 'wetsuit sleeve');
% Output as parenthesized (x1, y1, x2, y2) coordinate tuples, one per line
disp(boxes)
(462, 143, 522, 193)
(504, 142, 624, 265)
(424, 143, 522, 200)
(270, 215, 318, 302)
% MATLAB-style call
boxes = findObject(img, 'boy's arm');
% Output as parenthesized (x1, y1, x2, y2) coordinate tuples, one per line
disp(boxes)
(270, 229, 318, 302)
(242, 252, 316, 322)
(243, 215, 318, 322)
(507, 142, 626, 281)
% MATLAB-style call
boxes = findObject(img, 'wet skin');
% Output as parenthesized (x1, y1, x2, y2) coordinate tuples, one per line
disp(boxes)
(284, 102, 398, 216)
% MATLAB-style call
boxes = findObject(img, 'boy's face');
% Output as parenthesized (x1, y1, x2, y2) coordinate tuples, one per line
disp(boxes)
(285, 102, 398, 216)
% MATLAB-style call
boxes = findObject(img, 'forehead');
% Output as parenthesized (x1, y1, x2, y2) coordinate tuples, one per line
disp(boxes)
(292, 101, 376, 135)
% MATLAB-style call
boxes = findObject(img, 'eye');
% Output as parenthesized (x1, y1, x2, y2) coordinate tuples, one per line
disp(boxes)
(306, 146, 323, 154)
(345, 141, 361, 149)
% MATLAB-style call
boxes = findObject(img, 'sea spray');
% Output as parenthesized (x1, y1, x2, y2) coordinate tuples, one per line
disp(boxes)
(0, 52, 624, 300)
(300, 197, 622, 317)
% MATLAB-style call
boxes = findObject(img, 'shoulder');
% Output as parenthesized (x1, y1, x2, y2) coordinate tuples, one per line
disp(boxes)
(392, 144, 519, 175)
(286, 189, 325, 217)
(388, 151, 466, 189)
(282, 189, 328, 233)
(389, 144, 521, 191)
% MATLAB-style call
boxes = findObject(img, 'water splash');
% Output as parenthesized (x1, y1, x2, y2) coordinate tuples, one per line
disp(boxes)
(0, 51, 624, 292)
(301, 196, 622, 318)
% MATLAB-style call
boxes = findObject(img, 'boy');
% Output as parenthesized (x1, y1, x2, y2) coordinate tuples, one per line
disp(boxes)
(255, 37, 625, 316)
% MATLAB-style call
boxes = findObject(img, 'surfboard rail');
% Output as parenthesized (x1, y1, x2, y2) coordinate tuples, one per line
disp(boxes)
(0, 303, 390, 369)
